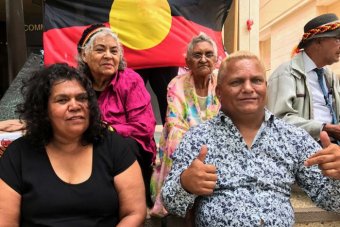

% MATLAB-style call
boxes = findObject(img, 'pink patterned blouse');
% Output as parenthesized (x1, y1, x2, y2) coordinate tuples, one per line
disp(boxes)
(97, 68, 157, 161)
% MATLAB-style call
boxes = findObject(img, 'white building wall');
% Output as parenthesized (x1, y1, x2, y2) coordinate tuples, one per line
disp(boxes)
(270, 2, 316, 73)
(260, 0, 340, 76)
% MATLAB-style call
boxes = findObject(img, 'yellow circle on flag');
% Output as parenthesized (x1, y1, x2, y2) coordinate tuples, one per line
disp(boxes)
(109, 0, 172, 50)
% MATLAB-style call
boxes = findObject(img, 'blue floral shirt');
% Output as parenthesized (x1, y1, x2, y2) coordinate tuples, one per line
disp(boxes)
(161, 110, 340, 227)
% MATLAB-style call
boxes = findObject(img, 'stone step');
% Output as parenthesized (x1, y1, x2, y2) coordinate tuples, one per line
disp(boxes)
(292, 185, 340, 226)
(144, 185, 340, 227)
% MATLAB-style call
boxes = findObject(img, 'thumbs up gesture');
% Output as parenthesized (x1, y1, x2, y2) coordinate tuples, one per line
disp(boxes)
(180, 145, 217, 195)
(304, 131, 340, 179)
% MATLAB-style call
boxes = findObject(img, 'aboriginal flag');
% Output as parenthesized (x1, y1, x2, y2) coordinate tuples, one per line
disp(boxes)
(43, 0, 233, 69)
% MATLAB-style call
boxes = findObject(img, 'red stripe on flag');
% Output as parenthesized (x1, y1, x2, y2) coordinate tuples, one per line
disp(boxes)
(44, 26, 85, 67)
(43, 18, 225, 69)
(43, 22, 110, 67)
(124, 16, 226, 69)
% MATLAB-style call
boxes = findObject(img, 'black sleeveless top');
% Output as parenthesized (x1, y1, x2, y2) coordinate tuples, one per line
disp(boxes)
(0, 131, 137, 226)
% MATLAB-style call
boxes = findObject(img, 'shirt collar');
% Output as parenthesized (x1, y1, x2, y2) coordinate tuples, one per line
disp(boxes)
(218, 108, 274, 124)
(302, 51, 320, 73)
(108, 70, 120, 88)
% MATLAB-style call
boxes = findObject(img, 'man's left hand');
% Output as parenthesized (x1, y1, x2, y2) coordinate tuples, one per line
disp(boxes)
(305, 131, 340, 179)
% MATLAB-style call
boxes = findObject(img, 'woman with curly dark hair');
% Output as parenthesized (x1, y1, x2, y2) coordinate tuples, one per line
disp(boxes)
(0, 63, 146, 226)
(18, 63, 104, 146)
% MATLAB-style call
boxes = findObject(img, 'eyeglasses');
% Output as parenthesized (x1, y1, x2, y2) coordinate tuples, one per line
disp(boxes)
(191, 52, 216, 60)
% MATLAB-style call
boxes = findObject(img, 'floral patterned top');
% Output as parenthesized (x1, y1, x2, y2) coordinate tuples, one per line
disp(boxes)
(162, 110, 340, 226)
(150, 71, 220, 216)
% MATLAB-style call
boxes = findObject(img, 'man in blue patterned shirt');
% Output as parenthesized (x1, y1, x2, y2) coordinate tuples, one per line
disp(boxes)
(161, 51, 340, 226)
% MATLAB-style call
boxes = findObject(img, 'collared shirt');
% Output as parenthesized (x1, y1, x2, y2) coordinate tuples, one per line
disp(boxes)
(97, 68, 157, 161)
(303, 52, 332, 123)
(162, 110, 340, 226)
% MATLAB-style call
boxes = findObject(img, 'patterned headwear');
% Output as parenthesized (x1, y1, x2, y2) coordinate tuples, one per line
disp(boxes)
(77, 24, 107, 54)
(297, 13, 340, 49)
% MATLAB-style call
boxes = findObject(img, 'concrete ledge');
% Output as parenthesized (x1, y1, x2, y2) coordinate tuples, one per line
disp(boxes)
(291, 184, 340, 223)
(295, 207, 340, 223)
(145, 198, 340, 227)
(146, 210, 340, 227)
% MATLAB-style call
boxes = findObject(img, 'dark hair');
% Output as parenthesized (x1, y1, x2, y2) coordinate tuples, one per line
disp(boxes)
(77, 23, 106, 54)
(17, 63, 106, 146)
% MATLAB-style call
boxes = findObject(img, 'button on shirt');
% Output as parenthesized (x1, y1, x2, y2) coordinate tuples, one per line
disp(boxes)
(162, 110, 340, 227)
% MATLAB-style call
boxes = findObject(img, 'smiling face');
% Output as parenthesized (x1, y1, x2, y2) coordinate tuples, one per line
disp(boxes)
(82, 34, 120, 80)
(216, 57, 267, 120)
(48, 79, 90, 140)
(186, 41, 217, 78)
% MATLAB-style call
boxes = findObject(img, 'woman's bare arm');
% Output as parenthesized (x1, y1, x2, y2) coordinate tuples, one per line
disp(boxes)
(0, 179, 21, 226)
(0, 119, 25, 133)
(115, 161, 146, 227)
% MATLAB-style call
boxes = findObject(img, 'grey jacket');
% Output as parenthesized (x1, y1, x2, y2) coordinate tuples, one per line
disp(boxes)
(267, 52, 340, 140)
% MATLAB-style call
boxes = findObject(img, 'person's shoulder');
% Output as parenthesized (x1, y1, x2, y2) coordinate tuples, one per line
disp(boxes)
(272, 115, 312, 137)
(324, 67, 337, 77)
(101, 130, 138, 148)
(119, 68, 144, 83)
(168, 72, 190, 87)
(272, 116, 321, 151)
(116, 68, 147, 94)
(211, 70, 218, 80)
(6, 136, 30, 148)
(94, 130, 137, 172)
(269, 60, 292, 80)
(186, 116, 219, 135)
(1, 136, 32, 158)
(177, 117, 220, 149)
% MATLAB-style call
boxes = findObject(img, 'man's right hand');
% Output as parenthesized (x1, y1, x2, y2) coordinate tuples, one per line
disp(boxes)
(323, 123, 340, 140)
(180, 145, 217, 195)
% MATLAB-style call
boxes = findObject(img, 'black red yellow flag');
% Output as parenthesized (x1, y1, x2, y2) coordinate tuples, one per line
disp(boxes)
(43, 0, 232, 69)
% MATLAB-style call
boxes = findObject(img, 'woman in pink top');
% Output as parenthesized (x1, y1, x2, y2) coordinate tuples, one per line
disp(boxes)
(77, 24, 156, 207)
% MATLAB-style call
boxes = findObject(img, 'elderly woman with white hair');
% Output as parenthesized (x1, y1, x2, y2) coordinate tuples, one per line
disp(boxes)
(150, 33, 221, 218)
(77, 24, 156, 208)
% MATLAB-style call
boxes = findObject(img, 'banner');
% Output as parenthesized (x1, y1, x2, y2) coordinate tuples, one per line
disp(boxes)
(44, 0, 232, 69)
